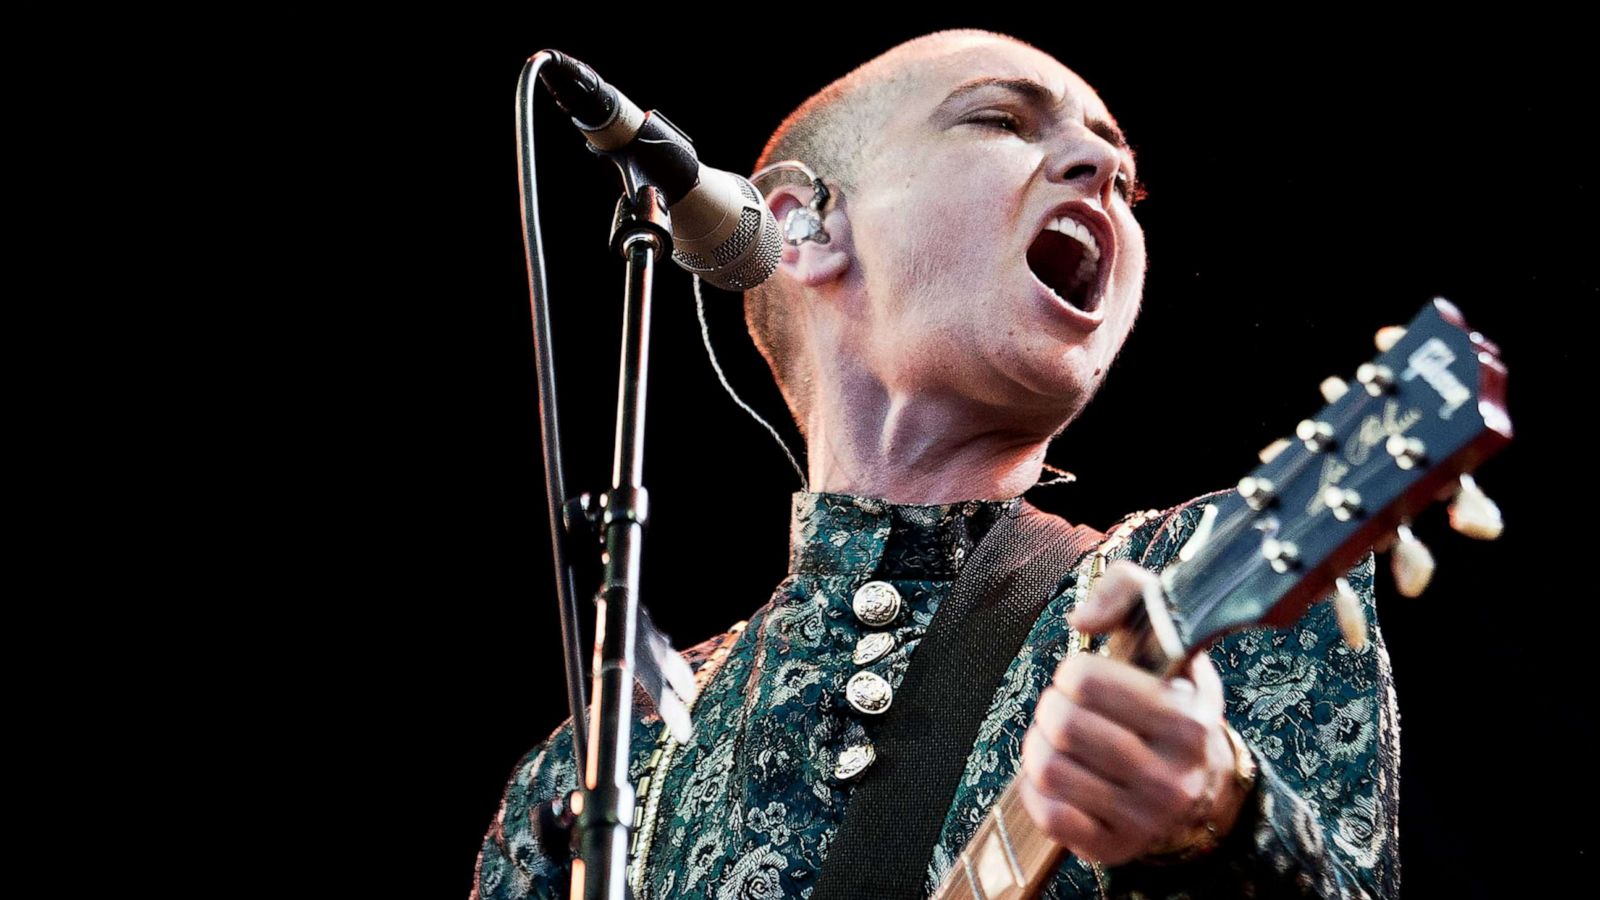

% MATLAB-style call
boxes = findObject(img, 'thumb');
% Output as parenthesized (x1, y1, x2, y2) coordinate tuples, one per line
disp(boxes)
(1068, 560, 1161, 634)
(1186, 648, 1224, 715)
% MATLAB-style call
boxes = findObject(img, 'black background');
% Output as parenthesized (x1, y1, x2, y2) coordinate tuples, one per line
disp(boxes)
(336, 16, 1593, 899)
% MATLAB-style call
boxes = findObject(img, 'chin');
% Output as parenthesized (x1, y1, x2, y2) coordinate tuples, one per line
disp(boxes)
(993, 339, 1099, 420)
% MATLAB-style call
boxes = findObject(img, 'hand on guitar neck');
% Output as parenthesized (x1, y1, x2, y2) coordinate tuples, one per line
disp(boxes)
(1017, 560, 1249, 868)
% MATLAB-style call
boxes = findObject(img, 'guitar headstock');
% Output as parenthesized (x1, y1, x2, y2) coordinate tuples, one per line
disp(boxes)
(1162, 297, 1511, 653)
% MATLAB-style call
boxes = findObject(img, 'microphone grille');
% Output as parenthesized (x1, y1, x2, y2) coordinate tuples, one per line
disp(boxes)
(715, 210, 782, 291)
(716, 207, 762, 267)
(672, 177, 781, 291)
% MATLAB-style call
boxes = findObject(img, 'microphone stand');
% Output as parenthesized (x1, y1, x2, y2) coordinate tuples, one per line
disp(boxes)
(576, 186, 669, 900)
(515, 51, 670, 900)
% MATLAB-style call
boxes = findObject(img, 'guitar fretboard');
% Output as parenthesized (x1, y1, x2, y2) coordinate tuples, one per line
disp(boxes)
(934, 780, 1074, 900)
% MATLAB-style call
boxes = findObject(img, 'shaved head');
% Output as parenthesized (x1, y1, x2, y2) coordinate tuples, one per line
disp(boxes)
(755, 29, 1044, 194)
(744, 29, 1048, 436)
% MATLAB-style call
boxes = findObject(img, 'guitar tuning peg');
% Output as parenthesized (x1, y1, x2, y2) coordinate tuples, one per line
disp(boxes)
(1320, 376, 1349, 404)
(1331, 577, 1368, 651)
(1390, 521, 1435, 597)
(1448, 473, 1504, 540)
(1258, 437, 1292, 464)
(1375, 326, 1407, 353)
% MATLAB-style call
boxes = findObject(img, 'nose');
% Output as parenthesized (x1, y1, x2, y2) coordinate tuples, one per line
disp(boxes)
(1045, 122, 1124, 209)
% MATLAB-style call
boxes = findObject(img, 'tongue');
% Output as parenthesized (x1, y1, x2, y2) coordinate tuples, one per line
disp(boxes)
(1026, 230, 1089, 308)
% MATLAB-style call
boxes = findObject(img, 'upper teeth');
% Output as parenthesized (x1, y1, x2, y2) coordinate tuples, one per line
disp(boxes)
(1045, 216, 1102, 293)
(1046, 216, 1101, 259)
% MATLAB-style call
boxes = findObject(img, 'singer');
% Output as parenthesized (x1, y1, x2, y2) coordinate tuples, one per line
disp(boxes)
(474, 29, 1398, 899)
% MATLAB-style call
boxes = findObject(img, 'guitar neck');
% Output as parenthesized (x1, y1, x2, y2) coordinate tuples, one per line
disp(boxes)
(931, 780, 1069, 900)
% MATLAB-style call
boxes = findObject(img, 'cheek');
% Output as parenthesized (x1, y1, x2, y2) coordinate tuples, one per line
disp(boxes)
(1121, 224, 1147, 281)
(1121, 230, 1148, 313)
(891, 192, 1020, 297)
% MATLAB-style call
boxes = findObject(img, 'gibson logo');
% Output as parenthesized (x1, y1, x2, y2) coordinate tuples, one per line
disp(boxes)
(1404, 337, 1471, 420)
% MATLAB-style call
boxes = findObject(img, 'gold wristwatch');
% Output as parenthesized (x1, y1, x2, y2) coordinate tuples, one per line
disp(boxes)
(1140, 720, 1258, 864)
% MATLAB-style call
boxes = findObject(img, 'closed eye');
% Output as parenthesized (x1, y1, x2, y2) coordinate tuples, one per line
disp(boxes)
(1117, 171, 1149, 207)
(965, 111, 1024, 133)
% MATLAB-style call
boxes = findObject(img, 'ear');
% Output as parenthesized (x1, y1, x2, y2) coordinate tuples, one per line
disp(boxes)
(764, 184, 852, 288)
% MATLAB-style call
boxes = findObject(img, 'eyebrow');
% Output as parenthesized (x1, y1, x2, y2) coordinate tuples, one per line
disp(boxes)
(934, 76, 1136, 166)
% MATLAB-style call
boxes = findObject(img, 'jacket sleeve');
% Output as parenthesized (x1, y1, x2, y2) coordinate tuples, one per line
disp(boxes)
(469, 631, 729, 900)
(1103, 493, 1402, 899)
(470, 724, 580, 900)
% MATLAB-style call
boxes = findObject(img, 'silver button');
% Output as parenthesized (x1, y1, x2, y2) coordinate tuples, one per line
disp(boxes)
(845, 670, 893, 715)
(834, 743, 877, 781)
(852, 632, 895, 666)
(852, 580, 902, 627)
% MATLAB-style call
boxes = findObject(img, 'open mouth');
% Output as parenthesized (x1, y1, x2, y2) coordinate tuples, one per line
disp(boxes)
(1026, 213, 1107, 314)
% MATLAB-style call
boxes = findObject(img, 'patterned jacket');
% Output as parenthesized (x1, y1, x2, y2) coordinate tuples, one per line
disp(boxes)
(471, 487, 1400, 898)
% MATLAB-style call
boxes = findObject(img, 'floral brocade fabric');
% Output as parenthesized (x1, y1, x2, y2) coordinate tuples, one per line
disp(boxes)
(472, 488, 1400, 899)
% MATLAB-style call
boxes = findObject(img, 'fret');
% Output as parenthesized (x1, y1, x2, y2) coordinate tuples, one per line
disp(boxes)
(958, 850, 983, 900)
(990, 803, 1025, 885)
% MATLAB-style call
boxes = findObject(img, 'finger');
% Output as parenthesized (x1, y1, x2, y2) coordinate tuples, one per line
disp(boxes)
(1017, 776, 1107, 853)
(1022, 726, 1121, 807)
(1018, 784, 1139, 866)
(1033, 684, 1160, 788)
(1021, 728, 1161, 839)
(1053, 656, 1212, 762)
(1068, 560, 1162, 634)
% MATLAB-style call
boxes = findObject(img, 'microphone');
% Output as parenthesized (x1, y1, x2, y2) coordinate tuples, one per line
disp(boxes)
(538, 51, 782, 291)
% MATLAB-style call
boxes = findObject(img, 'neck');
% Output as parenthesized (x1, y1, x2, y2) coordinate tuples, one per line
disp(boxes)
(804, 371, 1063, 505)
